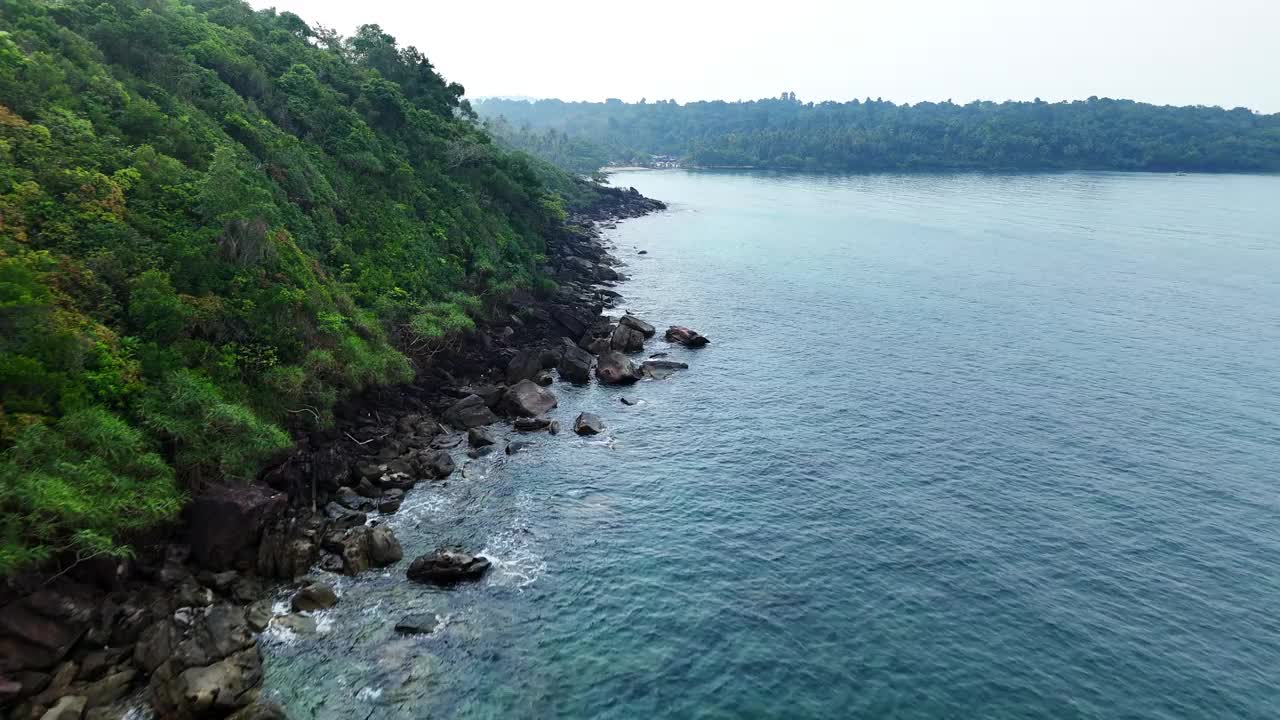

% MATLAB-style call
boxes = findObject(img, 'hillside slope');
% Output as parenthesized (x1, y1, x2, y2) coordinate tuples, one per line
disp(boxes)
(0, 0, 602, 572)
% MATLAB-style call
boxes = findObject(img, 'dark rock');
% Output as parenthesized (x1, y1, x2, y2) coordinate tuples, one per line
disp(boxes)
(538, 348, 561, 369)
(610, 323, 646, 352)
(227, 701, 288, 720)
(641, 359, 690, 379)
(505, 441, 533, 455)
(355, 477, 380, 499)
(557, 338, 594, 383)
(619, 314, 656, 338)
(574, 413, 605, 436)
(459, 384, 505, 408)
(175, 580, 214, 609)
(324, 502, 367, 529)
(466, 445, 495, 459)
(80, 667, 136, 708)
(620, 396, 639, 406)
(245, 601, 272, 633)
(185, 484, 287, 571)
(551, 306, 594, 339)
(290, 583, 337, 612)
(257, 522, 320, 579)
(378, 489, 405, 514)
(665, 326, 710, 347)
(649, 352, 669, 358)
(442, 394, 499, 429)
(0, 586, 96, 673)
(595, 351, 641, 385)
(503, 379, 557, 417)
(533, 370, 554, 386)
(394, 615, 439, 635)
(504, 350, 544, 385)
(548, 420, 562, 435)
(584, 335, 612, 355)
(417, 449, 455, 479)
(638, 250, 648, 255)
(133, 621, 175, 673)
(379, 472, 417, 491)
(150, 646, 262, 719)
(430, 433, 463, 449)
(406, 551, 492, 584)
(335, 487, 372, 512)
(513, 417, 551, 432)
(230, 576, 262, 605)
(467, 426, 496, 447)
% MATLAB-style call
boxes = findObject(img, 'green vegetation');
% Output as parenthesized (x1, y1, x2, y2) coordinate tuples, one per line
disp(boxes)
(0, 0, 600, 573)
(476, 96, 1280, 172)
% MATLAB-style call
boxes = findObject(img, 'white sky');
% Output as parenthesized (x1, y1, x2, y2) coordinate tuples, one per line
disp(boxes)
(245, 0, 1280, 112)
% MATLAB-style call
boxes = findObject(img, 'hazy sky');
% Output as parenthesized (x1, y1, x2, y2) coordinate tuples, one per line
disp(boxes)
(245, 0, 1279, 112)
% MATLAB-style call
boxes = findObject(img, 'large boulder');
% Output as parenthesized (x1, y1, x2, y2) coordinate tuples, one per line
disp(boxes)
(0, 586, 97, 673)
(367, 525, 403, 566)
(417, 449, 456, 480)
(40, 695, 86, 720)
(505, 350, 544, 385)
(147, 605, 261, 719)
(619, 314, 656, 338)
(442, 394, 498, 429)
(256, 520, 320, 579)
(557, 338, 595, 383)
(574, 413, 605, 436)
(185, 484, 286, 570)
(595, 352, 641, 385)
(503, 380, 557, 417)
(665, 326, 710, 347)
(406, 551, 491, 584)
(610, 323, 645, 352)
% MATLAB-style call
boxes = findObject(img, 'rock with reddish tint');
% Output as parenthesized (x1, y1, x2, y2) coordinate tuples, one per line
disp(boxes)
(595, 352, 641, 385)
(664, 326, 710, 347)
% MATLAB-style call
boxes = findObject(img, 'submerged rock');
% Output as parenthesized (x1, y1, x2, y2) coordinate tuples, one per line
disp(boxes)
(513, 417, 551, 432)
(595, 351, 641, 385)
(641, 359, 689, 379)
(574, 413, 605, 436)
(620, 396, 639, 406)
(665, 326, 710, 347)
(406, 552, 491, 584)
(393, 615, 439, 635)
(505, 441, 533, 455)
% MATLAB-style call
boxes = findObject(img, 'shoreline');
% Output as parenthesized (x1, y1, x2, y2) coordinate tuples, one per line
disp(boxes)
(0, 184, 696, 719)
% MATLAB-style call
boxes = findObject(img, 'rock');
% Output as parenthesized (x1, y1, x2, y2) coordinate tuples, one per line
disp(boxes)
(185, 484, 286, 571)
(595, 351, 641, 385)
(245, 601, 272, 633)
(505, 441, 533, 455)
(430, 433, 463, 449)
(619, 314, 656, 338)
(610, 324, 646, 352)
(393, 615, 439, 635)
(504, 350, 544, 385)
(335, 486, 372, 512)
(538, 348, 561, 369)
(649, 352, 669, 358)
(323, 502, 366, 528)
(0, 676, 19, 704)
(378, 489, 404, 514)
(584, 335, 612, 355)
(442, 394, 498, 429)
(557, 338, 594, 383)
(0, 586, 96, 673)
(133, 621, 175, 674)
(256, 523, 319, 579)
(503, 379, 557, 417)
(80, 667, 135, 708)
(379, 472, 417, 491)
(467, 427, 496, 448)
(641, 359, 690, 379)
(290, 583, 337, 612)
(230, 576, 262, 605)
(419, 449, 456, 480)
(513, 417, 551, 432)
(551, 306, 593, 339)
(637, 250, 648, 255)
(574, 413, 605, 436)
(368, 525, 403, 566)
(273, 614, 316, 635)
(406, 551, 492, 584)
(665, 326, 710, 347)
(459, 384, 504, 408)
(533, 371, 554, 387)
(39, 695, 86, 720)
(152, 647, 262, 718)
(620, 396, 639, 406)
(355, 477, 380, 499)
(338, 529, 370, 576)
(175, 580, 214, 609)
(466, 446, 494, 459)
(548, 420, 562, 435)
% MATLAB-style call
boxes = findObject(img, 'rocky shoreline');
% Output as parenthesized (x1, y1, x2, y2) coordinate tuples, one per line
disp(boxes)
(0, 184, 710, 720)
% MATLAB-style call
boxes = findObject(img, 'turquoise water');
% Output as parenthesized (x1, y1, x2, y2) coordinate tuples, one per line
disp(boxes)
(261, 170, 1280, 718)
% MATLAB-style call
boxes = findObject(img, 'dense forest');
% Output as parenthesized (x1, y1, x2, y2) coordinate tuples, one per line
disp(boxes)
(0, 0, 600, 573)
(476, 96, 1280, 172)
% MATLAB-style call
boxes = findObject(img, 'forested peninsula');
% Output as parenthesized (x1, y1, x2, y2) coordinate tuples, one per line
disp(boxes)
(476, 96, 1280, 173)
(0, 0, 618, 574)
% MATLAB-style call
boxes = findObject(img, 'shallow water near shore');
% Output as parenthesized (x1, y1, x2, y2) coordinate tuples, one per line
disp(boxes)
(260, 170, 1280, 718)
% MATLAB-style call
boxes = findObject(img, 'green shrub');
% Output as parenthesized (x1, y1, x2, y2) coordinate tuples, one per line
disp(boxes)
(0, 407, 183, 575)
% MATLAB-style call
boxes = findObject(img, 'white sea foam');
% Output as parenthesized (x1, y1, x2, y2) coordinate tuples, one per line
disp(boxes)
(479, 528, 547, 590)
